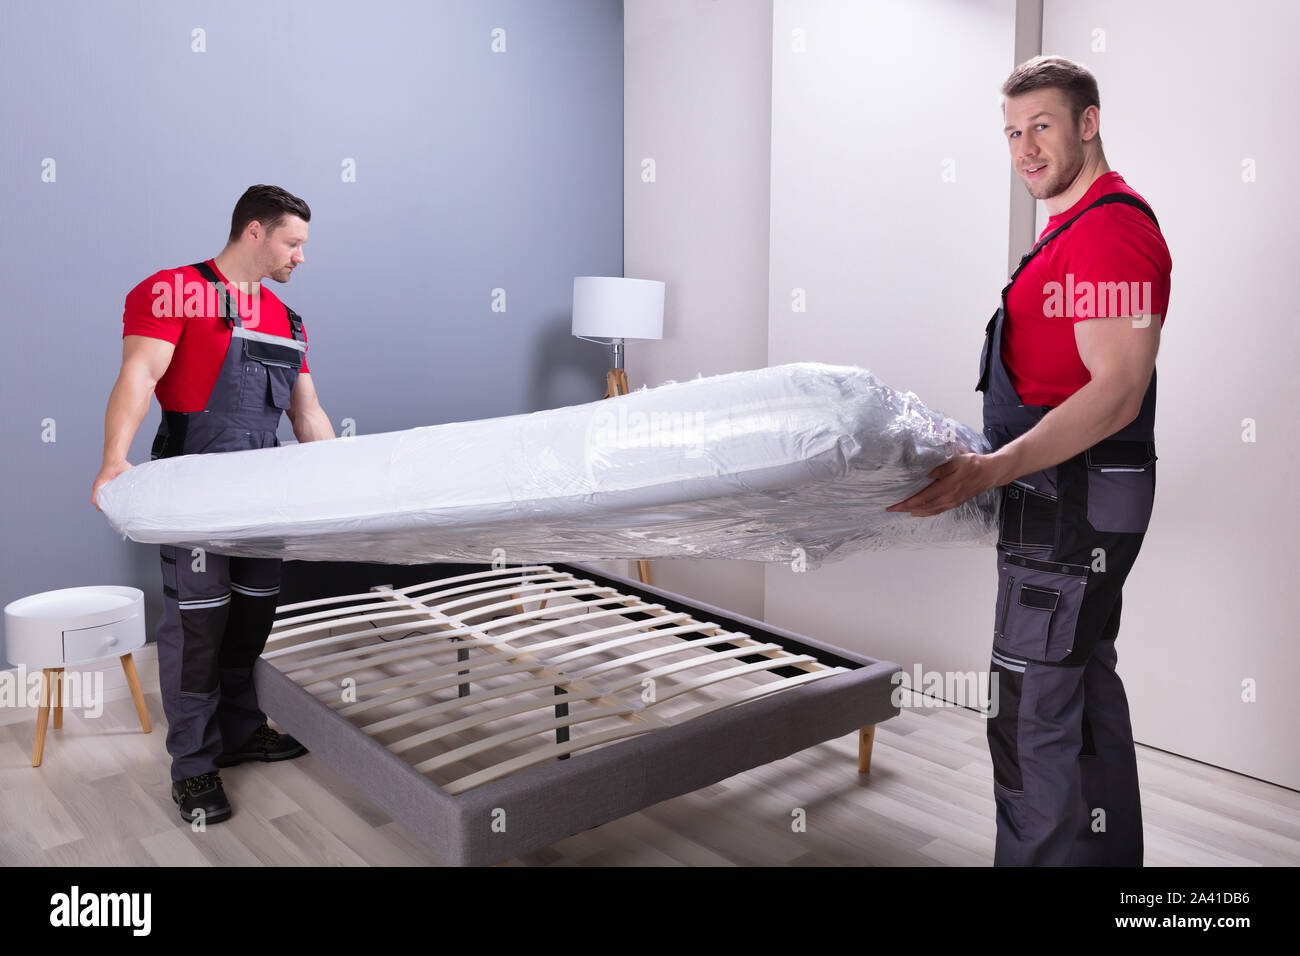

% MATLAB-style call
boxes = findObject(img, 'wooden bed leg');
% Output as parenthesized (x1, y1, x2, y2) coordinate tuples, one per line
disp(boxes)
(635, 560, 654, 586)
(858, 725, 876, 774)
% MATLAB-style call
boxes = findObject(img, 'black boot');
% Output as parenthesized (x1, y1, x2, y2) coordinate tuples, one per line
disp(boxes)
(216, 722, 308, 767)
(171, 771, 232, 824)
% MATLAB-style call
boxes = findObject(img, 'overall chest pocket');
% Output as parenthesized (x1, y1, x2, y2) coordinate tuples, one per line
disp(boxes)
(265, 364, 296, 409)
(993, 552, 1089, 663)
(238, 338, 300, 411)
(1084, 441, 1157, 534)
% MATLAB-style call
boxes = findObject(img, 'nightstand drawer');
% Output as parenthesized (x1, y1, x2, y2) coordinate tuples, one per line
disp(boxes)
(63, 618, 143, 664)
(6, 586, 146, 669)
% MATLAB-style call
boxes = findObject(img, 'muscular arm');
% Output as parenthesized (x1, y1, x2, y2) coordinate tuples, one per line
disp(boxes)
(91, 335, 175, 509)
(887, 313, 1161, 516)
(288, 371, 336, 442)
(988, 313, 1160, 484)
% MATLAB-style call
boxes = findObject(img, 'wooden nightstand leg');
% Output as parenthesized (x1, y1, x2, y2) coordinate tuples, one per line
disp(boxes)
(858, 725, 876, 774)
(52, 668, 64, 730)
(121, 653, 152, 734)
(32, 669, 53, 767)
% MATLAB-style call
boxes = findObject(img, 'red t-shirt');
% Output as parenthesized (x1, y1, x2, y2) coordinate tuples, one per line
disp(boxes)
(1003, 171, 1170, 407)
(122, 258, 309, 412)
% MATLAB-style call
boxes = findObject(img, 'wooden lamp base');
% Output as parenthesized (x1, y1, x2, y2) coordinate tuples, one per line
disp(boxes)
(603, 367, 653, 586)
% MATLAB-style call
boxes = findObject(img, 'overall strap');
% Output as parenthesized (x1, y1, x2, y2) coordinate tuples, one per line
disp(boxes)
(284, 306, 305, 340)
(190, 261, 239, 329)
(191, 260, 305, 342)
(979, 192, 1161, 396)
(1007, 192, 1160, 286)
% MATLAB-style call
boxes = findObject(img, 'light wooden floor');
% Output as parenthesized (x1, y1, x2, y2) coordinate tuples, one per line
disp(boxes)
(1, 670, 1296, 866)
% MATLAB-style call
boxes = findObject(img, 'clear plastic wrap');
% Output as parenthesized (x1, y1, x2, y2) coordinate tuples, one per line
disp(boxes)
(96, 362, 999, 569)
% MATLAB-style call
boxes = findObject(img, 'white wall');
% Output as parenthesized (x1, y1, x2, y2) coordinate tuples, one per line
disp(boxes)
(623, 0, 774, 618)
(1041, 0, 1300, 789)
(624, 0, 1298, 790)
(765, 0, 1019, 713)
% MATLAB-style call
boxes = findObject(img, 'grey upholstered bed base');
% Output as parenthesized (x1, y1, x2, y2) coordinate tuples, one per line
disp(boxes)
(254, 561, 900, 866)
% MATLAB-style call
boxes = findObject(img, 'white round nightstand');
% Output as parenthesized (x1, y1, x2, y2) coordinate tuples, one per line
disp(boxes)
(4, 585, 152, 767)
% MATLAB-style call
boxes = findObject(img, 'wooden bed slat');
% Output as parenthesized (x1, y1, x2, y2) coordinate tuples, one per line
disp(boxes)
(289, 614, 705, 687)
(266, 565, 856, 795)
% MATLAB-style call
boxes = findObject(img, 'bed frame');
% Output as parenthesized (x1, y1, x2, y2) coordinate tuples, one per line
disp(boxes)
(255, 560, 900, 865)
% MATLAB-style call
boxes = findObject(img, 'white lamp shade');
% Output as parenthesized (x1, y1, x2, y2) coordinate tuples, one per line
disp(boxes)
(571, 276, 665, 341)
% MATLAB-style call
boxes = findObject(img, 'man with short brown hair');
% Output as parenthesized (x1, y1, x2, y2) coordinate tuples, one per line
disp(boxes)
(92, 185, 335, 824)
(890, 56, 1170, 865)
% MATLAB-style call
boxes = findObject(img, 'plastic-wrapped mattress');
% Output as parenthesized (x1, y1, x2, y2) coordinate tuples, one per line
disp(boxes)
(96, 362, 998, 569)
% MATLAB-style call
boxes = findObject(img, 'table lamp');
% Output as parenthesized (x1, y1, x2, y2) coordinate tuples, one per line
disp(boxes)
(572, 276, 665, 584)
(571, 276, 665, 398)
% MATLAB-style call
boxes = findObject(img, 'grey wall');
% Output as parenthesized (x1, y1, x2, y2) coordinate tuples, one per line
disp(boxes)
(0, 0, 624, 663)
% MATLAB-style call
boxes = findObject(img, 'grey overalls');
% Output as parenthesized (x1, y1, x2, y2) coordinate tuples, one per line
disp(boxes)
(975, 193, 1160, 866)
(150, 262, 306, 780)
